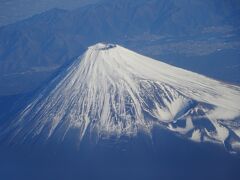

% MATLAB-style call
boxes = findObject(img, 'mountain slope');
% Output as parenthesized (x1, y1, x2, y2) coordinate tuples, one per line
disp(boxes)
(2, 43, 240, 152)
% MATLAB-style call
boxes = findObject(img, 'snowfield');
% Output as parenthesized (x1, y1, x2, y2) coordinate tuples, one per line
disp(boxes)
(2, 43, 240, 152)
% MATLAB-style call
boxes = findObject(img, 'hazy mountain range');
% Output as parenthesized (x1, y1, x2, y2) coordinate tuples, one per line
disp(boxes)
(0, 0, 100, 26)
(0, 0, 239, 96)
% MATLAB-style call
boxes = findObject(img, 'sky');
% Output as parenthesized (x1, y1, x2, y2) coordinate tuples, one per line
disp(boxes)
(0, 0, 100, 26)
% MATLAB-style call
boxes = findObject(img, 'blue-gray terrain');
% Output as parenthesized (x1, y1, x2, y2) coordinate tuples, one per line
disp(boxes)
(0, 1, 240, 180)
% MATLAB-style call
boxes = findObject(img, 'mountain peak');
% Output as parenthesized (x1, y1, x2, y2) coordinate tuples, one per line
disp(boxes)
(88, 43, 117, 51)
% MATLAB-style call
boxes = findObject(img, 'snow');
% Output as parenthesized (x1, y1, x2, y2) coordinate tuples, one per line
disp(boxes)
(231, 141, 240, 152)
(2, 43, 240, 150)
(191, 129, 201, 142)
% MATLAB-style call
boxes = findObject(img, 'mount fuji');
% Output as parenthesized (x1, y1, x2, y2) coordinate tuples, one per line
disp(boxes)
(2, 43, 240, 153)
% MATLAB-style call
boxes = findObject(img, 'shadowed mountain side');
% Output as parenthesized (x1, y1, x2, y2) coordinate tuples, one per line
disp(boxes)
(0, 128, 240, 180)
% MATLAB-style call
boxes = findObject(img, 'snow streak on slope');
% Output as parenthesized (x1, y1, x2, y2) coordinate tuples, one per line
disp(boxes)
(2, 43, 240, 152)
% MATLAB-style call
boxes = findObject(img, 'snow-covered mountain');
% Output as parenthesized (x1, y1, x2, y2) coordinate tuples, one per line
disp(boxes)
(2, 43, 240, 152)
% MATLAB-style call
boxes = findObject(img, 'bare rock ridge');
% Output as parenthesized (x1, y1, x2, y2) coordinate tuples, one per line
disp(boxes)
(1, 43, 240, 153)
